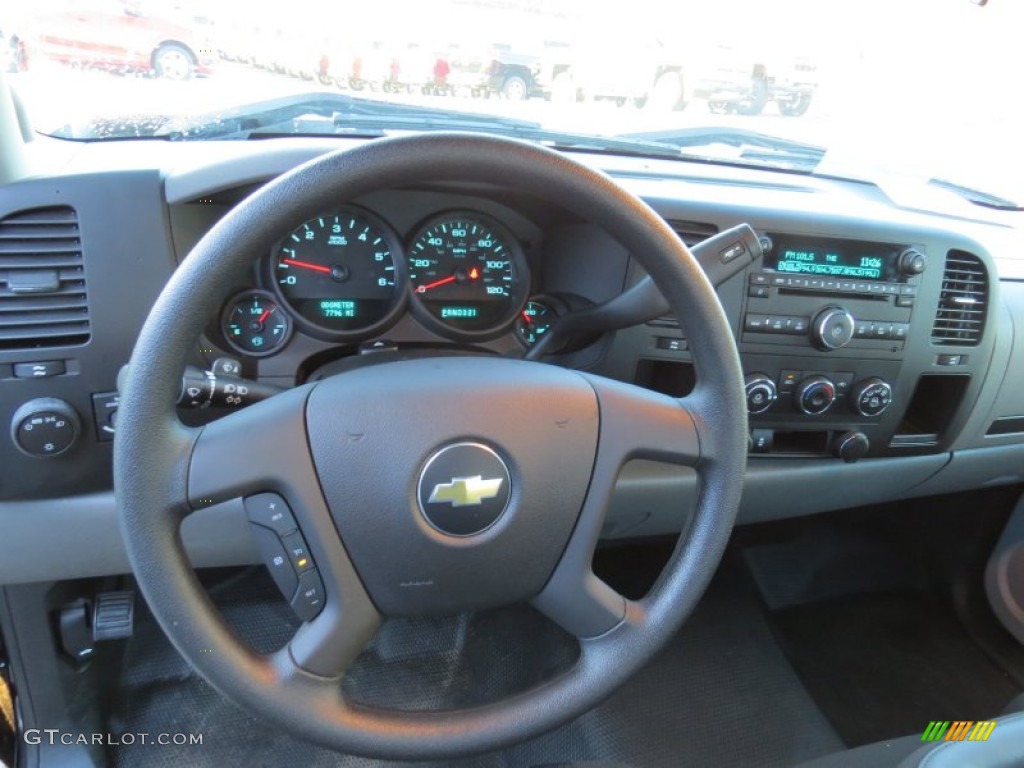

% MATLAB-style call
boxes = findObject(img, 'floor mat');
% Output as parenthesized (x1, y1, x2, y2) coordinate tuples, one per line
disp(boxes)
(770, 590, 1022, 747)
(100, 557, 842, 768)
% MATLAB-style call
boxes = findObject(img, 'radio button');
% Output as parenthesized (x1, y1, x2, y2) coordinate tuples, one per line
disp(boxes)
(750, 273, 771, 285)
(790, 277, 808, 288)
(808, 278, 823, 289)
(838, 280, 855, 291)
(854, 282, 872, 293)
(871, 323, 890, 339)
(749, 284, 770, 298)
(766, 316, 787, 333)
(896, 296, 915, 308)
(772, 276, 789, 287)
(822, 279, 838, 290)
(745, 314, 769, 331)
(889, 323, 909, 341)
(900, 285, 918, 296)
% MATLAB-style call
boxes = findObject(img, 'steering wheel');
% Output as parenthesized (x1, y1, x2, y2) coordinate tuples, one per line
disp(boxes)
(114, 133, 747, 760)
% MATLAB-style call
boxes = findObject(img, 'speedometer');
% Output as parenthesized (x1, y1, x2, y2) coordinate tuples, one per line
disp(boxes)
(406, 212, 528, 338)
(269, 207, 405, 340)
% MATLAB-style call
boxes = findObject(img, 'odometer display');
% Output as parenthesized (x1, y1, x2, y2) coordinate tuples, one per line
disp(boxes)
(270, 208, 405, 339)
(407, 213, 528, 336)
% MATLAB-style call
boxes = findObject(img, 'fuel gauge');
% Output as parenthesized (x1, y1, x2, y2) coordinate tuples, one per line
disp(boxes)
(222, 290, 292, 357)
(515, 299, 555, 347)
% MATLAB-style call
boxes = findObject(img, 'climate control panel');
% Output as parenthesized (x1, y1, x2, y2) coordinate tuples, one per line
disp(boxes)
(743, 370, 894, 419)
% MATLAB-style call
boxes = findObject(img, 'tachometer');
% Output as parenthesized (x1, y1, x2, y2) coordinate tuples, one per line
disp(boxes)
(406, 212, 528, 338)
(269, 207, 405, 340)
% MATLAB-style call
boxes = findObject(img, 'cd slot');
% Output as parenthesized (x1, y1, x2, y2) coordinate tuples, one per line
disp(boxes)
(776, 287, 890, 301)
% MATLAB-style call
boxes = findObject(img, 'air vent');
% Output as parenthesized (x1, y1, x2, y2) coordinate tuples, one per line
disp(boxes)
(0, 207, 90, 349)
(668, 220, 719, 247)
(931, 250, 987, 346)
(648, 220, 719, 328)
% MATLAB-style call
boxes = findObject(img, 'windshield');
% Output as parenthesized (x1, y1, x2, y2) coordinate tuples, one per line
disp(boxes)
(3, 0, 1022, 206)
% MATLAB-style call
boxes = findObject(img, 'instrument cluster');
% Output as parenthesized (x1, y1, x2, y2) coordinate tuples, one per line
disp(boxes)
(219, 205, 546, 357)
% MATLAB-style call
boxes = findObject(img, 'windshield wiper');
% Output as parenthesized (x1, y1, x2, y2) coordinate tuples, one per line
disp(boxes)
(929, 178, 1023, 211)
(619, 126, 827, 173)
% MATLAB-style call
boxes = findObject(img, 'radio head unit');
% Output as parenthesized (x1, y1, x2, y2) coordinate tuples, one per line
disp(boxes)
(766, 235, 906, 282)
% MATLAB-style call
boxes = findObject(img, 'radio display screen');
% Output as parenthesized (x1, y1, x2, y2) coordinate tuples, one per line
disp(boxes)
(768, 236, 898, 281)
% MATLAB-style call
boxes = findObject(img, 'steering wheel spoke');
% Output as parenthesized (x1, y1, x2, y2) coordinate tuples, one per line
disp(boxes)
(188, 382, 382, 678)
(533, 375, 706, 638)
(187, 383, 316, 506)
(276, 591, 381, 680)
(584, 374, 704, 468)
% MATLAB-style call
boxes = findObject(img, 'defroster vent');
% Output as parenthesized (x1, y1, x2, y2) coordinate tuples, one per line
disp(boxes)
(931, 250, 987, 346)
(0, 207, 90, 349)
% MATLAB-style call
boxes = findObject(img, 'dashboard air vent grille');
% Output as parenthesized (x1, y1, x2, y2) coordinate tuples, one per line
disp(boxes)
(649, 221, 719, 328)
(931, 250, 987, 346)
(669, 220, 719, 247)
(0, 207, 90, 349)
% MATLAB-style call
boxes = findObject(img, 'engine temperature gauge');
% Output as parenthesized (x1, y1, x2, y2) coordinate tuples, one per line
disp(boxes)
(222, 290, 292, 357)
(515, 299, 555, 347)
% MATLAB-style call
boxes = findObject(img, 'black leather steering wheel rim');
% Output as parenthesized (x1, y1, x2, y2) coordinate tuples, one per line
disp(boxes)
(114, 133, 748, 760)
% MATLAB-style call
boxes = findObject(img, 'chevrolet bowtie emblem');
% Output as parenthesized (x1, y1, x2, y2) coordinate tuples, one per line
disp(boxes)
(428, 475, 504, 507)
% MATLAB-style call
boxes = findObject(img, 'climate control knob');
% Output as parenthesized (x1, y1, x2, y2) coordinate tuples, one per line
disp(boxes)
(795, 376, 836, 415)
(744, 373, 777, 414)
(811, 307, 856, 351)
(851, 377, 893, 417)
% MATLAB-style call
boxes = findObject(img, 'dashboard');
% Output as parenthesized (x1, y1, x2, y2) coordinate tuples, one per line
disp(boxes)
(1, 137, 1023, 584)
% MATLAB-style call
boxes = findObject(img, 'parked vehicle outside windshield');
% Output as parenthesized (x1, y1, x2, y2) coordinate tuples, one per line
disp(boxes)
(2, 0, 1021, 206)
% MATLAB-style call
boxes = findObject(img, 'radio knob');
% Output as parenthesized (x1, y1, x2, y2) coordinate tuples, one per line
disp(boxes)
(744, 373, 777, 414)
(795, 376, 836, 415)
(851, 377, 893, 417)
(898, 248, 928, 276)
(811, 307, 856, 351)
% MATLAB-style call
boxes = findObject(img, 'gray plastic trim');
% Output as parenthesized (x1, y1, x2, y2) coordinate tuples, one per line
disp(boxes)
(606, 452, 951, 537)
(0, 450, 962, 586)
(900, 443, 1024, 499)
(0, 493, 258, 585)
